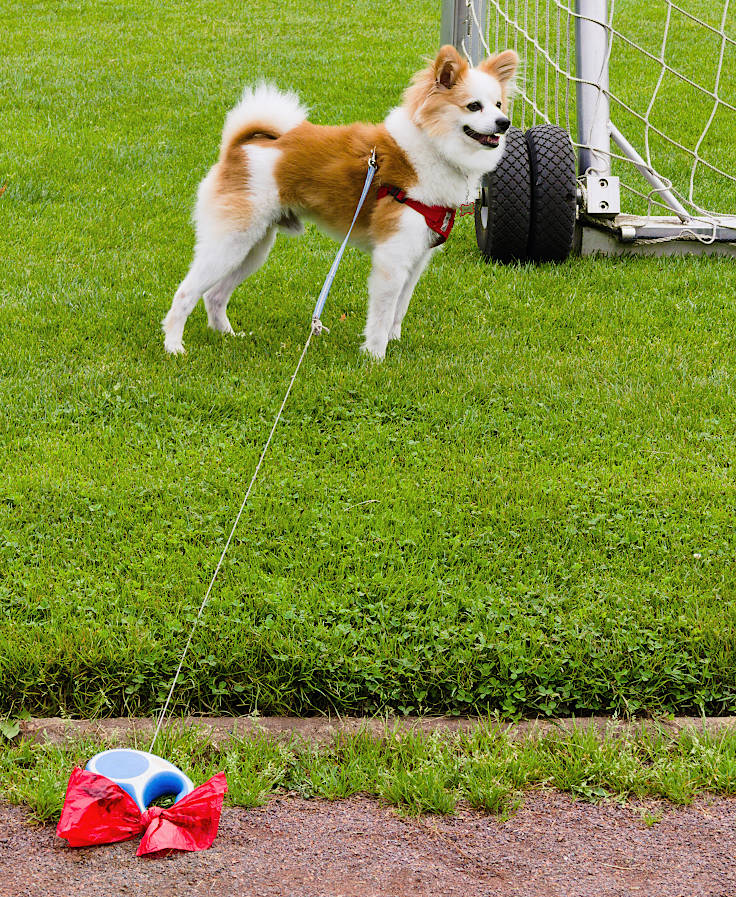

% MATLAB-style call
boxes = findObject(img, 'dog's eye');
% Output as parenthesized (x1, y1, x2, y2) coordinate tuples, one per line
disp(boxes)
(466, 101, 483, 112)
(496, 101, 503, 109)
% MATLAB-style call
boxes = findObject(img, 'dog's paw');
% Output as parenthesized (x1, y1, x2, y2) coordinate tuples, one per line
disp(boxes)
(388, 324, 402, 342)
(360, 341, 386, 362)
(208, 318, 235, 335)
(164, 339, 186, 355)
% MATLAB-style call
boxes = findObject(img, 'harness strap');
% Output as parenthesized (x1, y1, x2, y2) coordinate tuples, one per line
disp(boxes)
(376, 185, 456, 244)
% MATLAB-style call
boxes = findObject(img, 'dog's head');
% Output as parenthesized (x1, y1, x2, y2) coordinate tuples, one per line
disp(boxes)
(404, 45, 519, 172)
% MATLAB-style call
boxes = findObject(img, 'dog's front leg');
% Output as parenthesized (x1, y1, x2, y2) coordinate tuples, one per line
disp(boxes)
(362, 265, 407, 361)
(362, 218, 430, 361)
(389, 249, 433, 343)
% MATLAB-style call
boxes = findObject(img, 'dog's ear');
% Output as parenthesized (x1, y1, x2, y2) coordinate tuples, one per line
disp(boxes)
(479, 49, 519, 84)
(434, 45, 467, 90)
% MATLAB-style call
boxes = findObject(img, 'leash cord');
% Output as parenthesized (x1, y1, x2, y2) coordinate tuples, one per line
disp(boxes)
(149, 150, 378, 752)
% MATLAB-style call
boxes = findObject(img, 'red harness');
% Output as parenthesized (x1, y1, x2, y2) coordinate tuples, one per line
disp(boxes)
(376, 185, 456, 245)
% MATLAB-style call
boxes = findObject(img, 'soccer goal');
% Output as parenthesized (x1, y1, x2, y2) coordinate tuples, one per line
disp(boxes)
(441, 0, 736, 259)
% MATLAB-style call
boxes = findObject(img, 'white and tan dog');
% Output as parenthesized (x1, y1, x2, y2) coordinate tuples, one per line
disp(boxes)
(163, 45, 518, 359)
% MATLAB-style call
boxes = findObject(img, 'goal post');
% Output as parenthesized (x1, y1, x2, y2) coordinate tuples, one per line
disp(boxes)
(442, 0, 736, 257)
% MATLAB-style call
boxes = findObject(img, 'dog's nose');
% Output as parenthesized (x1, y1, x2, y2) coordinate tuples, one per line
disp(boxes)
(495, 116, 510, 134)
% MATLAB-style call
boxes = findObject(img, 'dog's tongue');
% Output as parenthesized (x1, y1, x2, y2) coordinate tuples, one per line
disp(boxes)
(482, 134, 500, 147)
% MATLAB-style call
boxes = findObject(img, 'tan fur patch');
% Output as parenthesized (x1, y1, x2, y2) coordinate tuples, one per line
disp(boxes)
(479, 50, 518, 85)
(210, 116, 417, 242)
(219, 120, 282, 160)
(213, 118, 296, 227)
(212, 147, 252, 226)
(404, 45, 471, 135)
(274, 122, 417, 244)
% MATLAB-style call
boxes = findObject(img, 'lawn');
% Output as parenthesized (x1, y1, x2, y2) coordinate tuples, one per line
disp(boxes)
(1, 0, 735, 721)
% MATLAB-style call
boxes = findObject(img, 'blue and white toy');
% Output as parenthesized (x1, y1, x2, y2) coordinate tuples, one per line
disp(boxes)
(86, 749, 194, 813)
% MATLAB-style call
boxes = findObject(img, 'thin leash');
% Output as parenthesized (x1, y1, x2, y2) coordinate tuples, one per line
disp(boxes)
(149, 149, 378, 752)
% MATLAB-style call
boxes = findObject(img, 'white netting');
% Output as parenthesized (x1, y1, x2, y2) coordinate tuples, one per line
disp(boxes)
(461, 0, 736, 221)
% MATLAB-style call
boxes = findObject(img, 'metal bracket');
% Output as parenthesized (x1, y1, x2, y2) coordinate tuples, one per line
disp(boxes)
(580, 173, 620, 217)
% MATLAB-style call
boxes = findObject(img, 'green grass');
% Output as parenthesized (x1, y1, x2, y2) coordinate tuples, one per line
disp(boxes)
(3, 722, 736, 823)
(2, 0, 736, 720)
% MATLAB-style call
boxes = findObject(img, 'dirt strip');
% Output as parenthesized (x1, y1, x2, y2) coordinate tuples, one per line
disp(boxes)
(5, 716, 736, 895)
(2, 792, 735, 897)
(18, 714, 736, 745)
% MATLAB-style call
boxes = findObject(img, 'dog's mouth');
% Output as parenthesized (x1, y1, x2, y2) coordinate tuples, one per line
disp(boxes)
(463, 125, 501, 148)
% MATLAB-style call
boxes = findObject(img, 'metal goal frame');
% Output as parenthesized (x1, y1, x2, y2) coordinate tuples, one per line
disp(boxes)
(441, 0, 736, 256)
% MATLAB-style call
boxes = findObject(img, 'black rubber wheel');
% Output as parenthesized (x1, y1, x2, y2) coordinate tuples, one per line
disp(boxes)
(474, 126, 531, 263)
(525, 124, 577, 263)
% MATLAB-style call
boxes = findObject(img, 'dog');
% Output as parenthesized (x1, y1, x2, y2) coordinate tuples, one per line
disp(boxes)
(162, 45, 518, 360)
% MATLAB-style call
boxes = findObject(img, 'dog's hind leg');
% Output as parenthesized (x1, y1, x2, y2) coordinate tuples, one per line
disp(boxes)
(162, 231, 260, 355)
(203, 226, 277, 335)
(164, 144, 285, 354)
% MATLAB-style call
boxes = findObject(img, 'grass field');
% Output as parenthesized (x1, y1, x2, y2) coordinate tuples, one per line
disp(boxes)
(2, 0, 736, 722)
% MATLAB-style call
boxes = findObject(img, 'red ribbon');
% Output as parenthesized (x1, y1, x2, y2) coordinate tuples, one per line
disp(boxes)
(56, 767, 228, 856)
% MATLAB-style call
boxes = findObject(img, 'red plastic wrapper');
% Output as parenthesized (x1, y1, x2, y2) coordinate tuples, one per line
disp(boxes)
(56, 767, 228, 856)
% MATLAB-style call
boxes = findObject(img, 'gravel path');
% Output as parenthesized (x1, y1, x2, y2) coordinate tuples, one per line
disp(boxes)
(1, 792, 734, 897)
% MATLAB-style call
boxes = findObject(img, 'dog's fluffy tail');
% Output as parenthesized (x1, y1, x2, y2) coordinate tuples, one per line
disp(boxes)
(220, 83, 308, 159)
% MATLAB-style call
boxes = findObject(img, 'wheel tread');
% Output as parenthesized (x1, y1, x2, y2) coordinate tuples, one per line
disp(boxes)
(474, 127, 531, 263)
(525, 124, 577, 263)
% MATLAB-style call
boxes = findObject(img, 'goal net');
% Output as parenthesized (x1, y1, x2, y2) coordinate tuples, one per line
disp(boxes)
(442, 0, 736, 248)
